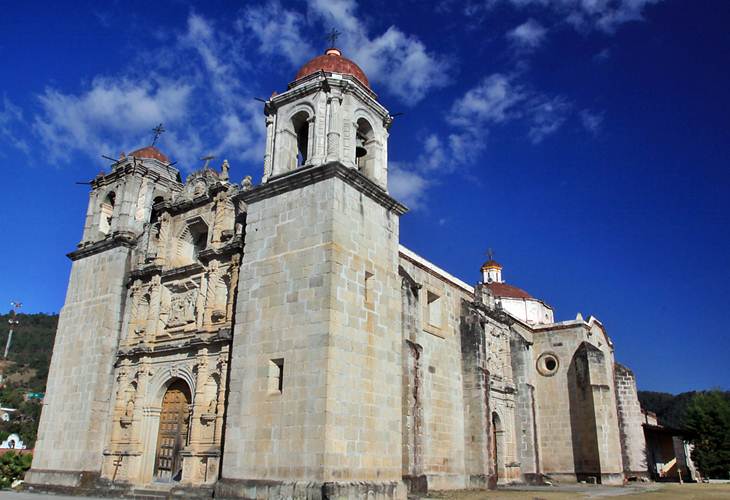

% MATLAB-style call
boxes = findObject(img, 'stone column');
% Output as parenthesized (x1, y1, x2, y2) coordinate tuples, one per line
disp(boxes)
(226, 256, 240, 322)
(146, 277, 161, 342)
(214, 356, 228, 446)
(326, 96, 342, 162)
(306, 116, 316, 163)
(263, 114, 275, 183)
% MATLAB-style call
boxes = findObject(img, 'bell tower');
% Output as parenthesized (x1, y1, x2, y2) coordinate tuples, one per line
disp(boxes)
(262, 47, 391, 189)
(28, 145, 181, 489)
(219, 48, 408, 499)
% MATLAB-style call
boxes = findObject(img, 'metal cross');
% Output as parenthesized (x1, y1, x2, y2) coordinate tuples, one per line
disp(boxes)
(487, 248, 495, 261)
(326, 28, 341, 48)
(151, 123, 165, 146)
(201, 155, 215, 169)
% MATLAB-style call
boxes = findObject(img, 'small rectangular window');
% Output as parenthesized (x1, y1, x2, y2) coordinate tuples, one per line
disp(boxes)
(268, 358, 284, 394)
(364, 271, 374, 306)
(427, 291, 442, 328)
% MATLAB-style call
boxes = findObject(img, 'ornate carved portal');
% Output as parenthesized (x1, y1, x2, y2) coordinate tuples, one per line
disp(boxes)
(154, 380, 191, 481)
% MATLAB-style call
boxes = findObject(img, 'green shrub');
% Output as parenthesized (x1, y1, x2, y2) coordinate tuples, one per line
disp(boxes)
(0, 452, 32, 488)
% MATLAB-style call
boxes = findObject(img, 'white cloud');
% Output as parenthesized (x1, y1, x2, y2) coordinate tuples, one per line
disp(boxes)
(32, 13, 266, 171)
(476, 0, 662, 33)
(308, 0, 451, 104)
(241, 1, 314, 66)
(580, 108, 604, 135)
(34, 78, 193, 162)
(449, 74, 526, 127)
(449, 73, 571, 145)
(390, 72, 571, 208)
(527, 95, 571, 143)
(0, 97, 30, 155)
(388, 162, 430, 209)
(507, 19, 548, 51)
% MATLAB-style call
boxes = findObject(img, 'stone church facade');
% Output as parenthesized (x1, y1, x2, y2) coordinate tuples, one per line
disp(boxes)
(27, 48, 647, 498)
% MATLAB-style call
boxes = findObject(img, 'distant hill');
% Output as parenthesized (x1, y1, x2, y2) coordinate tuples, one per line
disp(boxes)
(0, 312, 57, 447)
(0, 312, 57, 393)
(638, 390, 730, 428)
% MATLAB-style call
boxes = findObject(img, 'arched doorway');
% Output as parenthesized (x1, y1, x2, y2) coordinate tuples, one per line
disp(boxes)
(154, 379, 191, 481)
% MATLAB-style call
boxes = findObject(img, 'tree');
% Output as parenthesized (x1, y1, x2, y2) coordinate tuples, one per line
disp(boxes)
(684, 390, 730, 479)
(0, 451, 32, 488)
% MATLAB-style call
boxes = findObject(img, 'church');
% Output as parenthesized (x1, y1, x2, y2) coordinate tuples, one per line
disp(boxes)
(27, 46, 648, 499)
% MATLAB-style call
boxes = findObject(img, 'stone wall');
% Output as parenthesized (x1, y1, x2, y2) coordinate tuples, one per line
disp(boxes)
(509, 328, 539, 480)
(28, 245, 131, 485)
(531, 321, 624, 484)
(398, 254, 472, 491)
(614, 363, 648, 477)
(220, 165, 406, 497)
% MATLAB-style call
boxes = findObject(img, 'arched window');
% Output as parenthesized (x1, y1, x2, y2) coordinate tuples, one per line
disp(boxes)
(355, 118, 375, 173)
(99, 191, 116, 235)
(291, 111, 310, 167)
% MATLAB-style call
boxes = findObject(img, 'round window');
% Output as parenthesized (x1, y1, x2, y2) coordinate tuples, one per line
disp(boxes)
(537, 353, 559, 376)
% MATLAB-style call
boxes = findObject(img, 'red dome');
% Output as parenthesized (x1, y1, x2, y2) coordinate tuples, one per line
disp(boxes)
(295, 48, 369, 88)
(130, 146, 169, 163)
(486, 282, 533, 300)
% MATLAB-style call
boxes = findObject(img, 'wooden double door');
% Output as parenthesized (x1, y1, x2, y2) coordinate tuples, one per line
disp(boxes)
(154, 380, 191, 481)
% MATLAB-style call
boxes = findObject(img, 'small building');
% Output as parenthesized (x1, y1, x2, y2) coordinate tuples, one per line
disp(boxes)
(0, 407, 16, 422)
(0, 433, 26, 450)
(24, 392, 45, 402)
(642, 409, 698, 482)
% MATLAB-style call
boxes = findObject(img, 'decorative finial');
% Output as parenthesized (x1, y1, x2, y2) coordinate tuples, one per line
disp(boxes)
(151, 123, 165, 146)
(326, 28, 341, 49)
(487, 248, 495, 261)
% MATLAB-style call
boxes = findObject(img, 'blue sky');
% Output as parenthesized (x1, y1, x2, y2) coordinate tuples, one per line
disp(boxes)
(1, 0, 728, 394)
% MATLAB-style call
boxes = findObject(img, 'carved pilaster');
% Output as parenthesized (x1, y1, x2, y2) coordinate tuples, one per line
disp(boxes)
(326, 96, 342, 162)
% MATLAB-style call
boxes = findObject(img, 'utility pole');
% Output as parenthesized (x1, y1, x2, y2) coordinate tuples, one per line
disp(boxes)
(4, 301, 21, 359)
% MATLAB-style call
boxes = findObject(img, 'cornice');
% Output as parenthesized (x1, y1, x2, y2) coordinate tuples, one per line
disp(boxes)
(235, 162, 408, 216)
(68, 231, 137, 261)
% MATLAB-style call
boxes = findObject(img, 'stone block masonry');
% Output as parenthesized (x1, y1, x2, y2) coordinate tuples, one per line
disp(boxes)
(218, 163, 407, 499)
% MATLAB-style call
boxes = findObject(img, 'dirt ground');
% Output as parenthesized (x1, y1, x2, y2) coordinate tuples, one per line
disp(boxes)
(422, 483, 730, 499)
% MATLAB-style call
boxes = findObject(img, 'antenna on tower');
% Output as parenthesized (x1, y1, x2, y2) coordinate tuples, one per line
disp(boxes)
(4, 301, 22, 359)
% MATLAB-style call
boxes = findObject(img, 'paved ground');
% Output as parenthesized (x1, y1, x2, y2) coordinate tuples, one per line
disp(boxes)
(1, 483, 729, 499)
(423, 483, 730, 499)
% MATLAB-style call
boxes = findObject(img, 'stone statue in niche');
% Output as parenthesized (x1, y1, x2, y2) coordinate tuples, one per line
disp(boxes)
(125, 399, 135, 418)
(167, 289, 198, 328)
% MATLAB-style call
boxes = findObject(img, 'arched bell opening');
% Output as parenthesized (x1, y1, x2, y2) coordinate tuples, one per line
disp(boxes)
(355, 118, 376, 176)
(153, 378, 192, 483)
(99, 191, 116, 235)
(291, 110, 310, 167)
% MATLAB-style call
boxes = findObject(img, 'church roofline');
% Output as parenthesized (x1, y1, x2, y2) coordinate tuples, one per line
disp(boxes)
(398, 245, 474, 295)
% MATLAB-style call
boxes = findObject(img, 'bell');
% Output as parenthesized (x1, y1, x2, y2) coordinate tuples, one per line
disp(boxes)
(355, 134, 368, 158)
